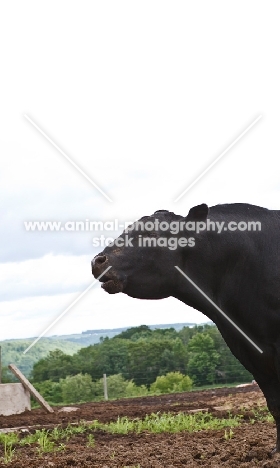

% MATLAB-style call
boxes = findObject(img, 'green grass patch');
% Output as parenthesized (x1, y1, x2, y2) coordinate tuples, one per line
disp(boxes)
(0, 433, 18, 464)
(93, 411, 241, 434)
(0, 407, 275, 463)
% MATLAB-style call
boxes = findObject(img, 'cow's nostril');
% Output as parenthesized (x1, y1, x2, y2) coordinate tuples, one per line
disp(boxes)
(95, 255, 107, 265)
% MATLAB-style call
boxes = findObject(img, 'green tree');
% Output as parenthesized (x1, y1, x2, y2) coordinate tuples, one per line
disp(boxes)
(127, 337, 188, 386)
(125, 381, 149, 397)
(31, 349, 74, 382)
(34, 380, 63, 404)
(178, 326, 194, 346)
(71, 345, 98, 377)
(115, 325, 152, 340)
(150, 371, 193, 394)
(72, 338, 130, 380)
(187, 333, 219, 386)
(60, 373, 94, 404)
(205, 325, 253, 383)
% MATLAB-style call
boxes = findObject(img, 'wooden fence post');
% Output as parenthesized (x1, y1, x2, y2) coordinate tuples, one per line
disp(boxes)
(103, 373, 108, 400)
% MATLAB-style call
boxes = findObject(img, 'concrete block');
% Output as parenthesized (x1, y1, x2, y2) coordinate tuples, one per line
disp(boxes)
(0, 383, 31, 416)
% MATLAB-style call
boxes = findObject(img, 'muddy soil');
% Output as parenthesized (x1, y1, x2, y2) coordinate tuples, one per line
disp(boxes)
(0, 384, 265, 429)
(1, 384, 278, 467)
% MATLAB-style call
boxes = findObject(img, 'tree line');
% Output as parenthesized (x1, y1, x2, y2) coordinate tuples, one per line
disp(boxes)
(29, 324, 252, 404)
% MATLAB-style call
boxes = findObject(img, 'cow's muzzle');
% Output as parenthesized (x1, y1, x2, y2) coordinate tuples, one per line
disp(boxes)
(91, 255, 126, 294)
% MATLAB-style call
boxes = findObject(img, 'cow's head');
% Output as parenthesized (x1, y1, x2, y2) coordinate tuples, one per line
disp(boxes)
(91, 204, 208, 300)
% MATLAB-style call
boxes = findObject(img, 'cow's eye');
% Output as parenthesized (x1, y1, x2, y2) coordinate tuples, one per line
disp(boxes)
(112, 248, 122, 255)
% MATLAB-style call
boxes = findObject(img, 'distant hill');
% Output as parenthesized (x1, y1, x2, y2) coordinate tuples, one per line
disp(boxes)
(49, 322, 200, 345)
(0, 338, 82, 378)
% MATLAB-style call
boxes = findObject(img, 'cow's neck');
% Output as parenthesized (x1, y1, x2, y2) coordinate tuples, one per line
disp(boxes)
(173, 230, 255, 325)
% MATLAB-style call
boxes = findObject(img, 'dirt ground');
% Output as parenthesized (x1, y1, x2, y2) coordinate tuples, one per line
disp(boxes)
(1, 384, 280, 467)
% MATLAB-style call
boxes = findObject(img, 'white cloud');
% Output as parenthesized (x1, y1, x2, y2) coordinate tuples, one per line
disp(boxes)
(0, 281, 208, 341)
(1, 1, 280, 339)
(0, 254, 92, 301)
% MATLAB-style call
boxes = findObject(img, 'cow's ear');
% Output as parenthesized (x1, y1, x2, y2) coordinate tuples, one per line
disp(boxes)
(186, 203, 208, 221)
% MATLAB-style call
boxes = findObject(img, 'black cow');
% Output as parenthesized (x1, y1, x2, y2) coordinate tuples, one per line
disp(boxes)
(92, 203, 280, 453)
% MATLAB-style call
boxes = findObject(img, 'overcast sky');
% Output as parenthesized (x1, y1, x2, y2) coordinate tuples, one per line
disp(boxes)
(1, 1, 280, 341)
